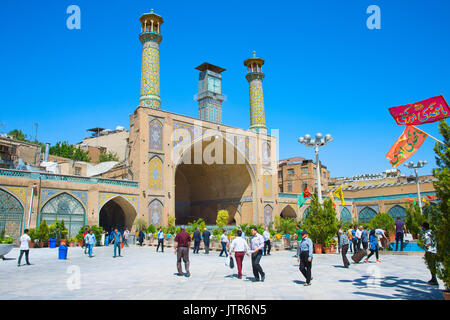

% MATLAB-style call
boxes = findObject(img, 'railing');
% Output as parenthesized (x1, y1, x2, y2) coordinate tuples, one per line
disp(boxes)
(0, 169, 139, 188)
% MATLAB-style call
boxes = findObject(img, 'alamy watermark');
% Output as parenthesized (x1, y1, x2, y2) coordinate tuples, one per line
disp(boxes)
(66, 5, 81, 30)
(66, 265, 81, 291)
(366, 5, 381, 30)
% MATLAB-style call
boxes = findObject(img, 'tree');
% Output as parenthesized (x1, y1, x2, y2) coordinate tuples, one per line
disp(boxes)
(368, 213, 395, 237)
(301, 195, 339, 245)
(99, 151, 119, 163)
(279, 218, 297, 235)
(8, 129, 28, 142)
(405, 202, 425, 237)
(49, 141, 91, 162)
(431, 120, 450, 290)
(133, 218, 147, 232)
(216, 210, 229, 229)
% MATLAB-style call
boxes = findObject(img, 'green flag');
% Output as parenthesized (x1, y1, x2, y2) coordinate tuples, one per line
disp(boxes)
(297, 192, 305, 207)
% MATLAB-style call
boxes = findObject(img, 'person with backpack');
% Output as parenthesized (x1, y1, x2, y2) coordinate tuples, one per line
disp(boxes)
(365, 229, 380, 263)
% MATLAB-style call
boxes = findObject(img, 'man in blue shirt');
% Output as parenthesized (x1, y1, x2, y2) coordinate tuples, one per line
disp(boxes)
(351, 226, 358, 252)
(112, 228, 123, 258)
(297, 230, 313, 286)
(157, 228, 164, 252)
(361, 226, 369, 251)
(84, 230, 96, 258)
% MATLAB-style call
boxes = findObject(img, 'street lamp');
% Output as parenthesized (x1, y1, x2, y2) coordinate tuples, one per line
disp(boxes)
(404, 160, 427, 214)
(298, 133, 333, 204)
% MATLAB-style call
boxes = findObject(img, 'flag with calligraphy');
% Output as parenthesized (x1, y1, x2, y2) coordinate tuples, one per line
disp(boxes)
(386, 126, 428, 167)
(389, 95, 450, 126)
(297, 192, 305, 207)
(304, 185, 312, 198)
(334, 185, 345, 207)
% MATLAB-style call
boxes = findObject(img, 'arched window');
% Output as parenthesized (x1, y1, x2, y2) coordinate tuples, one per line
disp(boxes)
(149, 119, 163, 151)
(388, 205, 407, 222)
(264, 205, 273, 226)
(303, 206, 311, 219)
(340, 207, 352, 223)
(40, 193, 86, 237)
(0, 189, 24, 242)
(149, 200, 163, 227)
(359, 207, 377, 223)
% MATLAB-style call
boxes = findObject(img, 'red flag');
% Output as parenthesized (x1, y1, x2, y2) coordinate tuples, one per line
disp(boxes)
(386, 126, 428, 167)
(389, 95, 450, 125)
(304, 185, 312, 198)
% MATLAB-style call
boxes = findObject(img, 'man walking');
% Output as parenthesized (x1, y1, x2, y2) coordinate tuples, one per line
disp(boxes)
(202, 227, 211, 254)
(294, 225, 302, 257)
(219, 230, 229, 257)
(298, 230, 313, 286)
(361, 226, 369, 251)
(112, 228, 123, 258)
(351, 226, 358, 252)
(347, 227, 353, 253)
(174, 226, 191, 277)
(422, 222, 438, 285)
(85, 230, 96, 258)
(83, 227, 89, 254)
(339, 228, 350, 268)
(230, 230, 249, 279)
(248, 227, 265, 282)
(395, 217, 406, 251)
(17, 229, 31, 267)
(193, 227, 201, 254)
(355, 226, 362, 251)
(263, 227, 271, 256)
(123, 228, 130, 247)
(157, 227, 164, 252)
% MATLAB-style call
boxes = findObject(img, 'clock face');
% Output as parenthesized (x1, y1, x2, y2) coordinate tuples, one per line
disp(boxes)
(208, 76, 221, 94)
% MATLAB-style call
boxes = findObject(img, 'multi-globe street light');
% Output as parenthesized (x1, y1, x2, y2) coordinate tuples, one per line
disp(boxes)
(404, 160, 427, 214)
(298, 133, 333, 204)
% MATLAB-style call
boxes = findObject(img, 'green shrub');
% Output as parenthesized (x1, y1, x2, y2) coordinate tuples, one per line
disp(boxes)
(368, 213, 395, 238)
(405, 202, 425, 237)
(279, 218, 297, 235)
(186, 218, 206, 235)
(49, 219, 68, 240)
(37, 220, 50, 242)
(147, 224, 156, 235)
(301, 196, 339, 245)
(216, 210, 229, 229)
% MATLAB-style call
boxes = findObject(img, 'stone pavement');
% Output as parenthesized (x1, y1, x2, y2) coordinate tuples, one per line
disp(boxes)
(0, 245, 444, 300)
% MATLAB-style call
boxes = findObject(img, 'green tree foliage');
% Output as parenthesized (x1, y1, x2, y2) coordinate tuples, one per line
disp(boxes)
(49, 141, 91, 162)
(48, 219, 68, 240)
(167, 216, 176, 234)
(186, 218, 206, 235)
(279, 218, 297, 235)
(37, 220, 50, 242)
(8, 129, 28, 142)
(99, 151, 119, 163)
(147, 224, 156, 235)
(76, 225, 103, 244)
(301, 195, 339, 245)
(431, 120, 450, 290)
(368, 212, 395, 237)
(133, 218, 147, 232)
(216, 210, 229, 229)
(405, 202, 425, 236)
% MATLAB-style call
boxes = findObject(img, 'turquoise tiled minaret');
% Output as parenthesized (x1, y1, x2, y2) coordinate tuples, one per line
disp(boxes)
(139, 9, 163, 109)
(244, 51, 267, 134)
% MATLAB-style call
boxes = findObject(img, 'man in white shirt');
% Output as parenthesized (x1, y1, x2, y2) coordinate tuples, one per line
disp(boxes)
(229, 230, 250, 279)
(123, 229, 130, 247)
(422, 222, 438, 285)
(375, 228, 388, 249)
(17, 229, 31, 267)
(263, 227, 271, 256)
(355, 226, 363, 251)
(248, 227, 265, 282)
(219, 230, 229, 257)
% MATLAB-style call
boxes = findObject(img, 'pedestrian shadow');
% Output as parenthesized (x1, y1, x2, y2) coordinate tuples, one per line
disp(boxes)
(292, 280, 306, 285)
(224, 274, 239, 279)
(1, 257, 16, 261)
(332, 265, 347, 268)
(340, 276, 443, 300)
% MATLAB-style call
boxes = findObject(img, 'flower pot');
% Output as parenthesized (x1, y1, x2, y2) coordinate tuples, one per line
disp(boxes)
(38, 242, 44, 248)
(314, 243, 323, 254)
(68, 242, 75, 247)
(77, 240, 83, 247)
(29, 242, 35, 249)
(330, 245, 336, 253)
(60, 240, 67, 246)
(442, 290, 450, 300)
(389, 233, 395, 242)
(324, 247, 331, 254)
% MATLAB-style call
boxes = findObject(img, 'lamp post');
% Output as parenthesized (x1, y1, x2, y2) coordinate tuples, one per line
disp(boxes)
(298, 133, 333, 204)
(404, 160, 427, 214)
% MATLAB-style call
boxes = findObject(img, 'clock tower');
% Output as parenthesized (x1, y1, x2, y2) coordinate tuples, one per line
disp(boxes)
(195, 62, 226, 124)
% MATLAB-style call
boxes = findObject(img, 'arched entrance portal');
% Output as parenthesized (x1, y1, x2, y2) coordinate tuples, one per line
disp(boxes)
(0, 188, 24, 243)
(280, 205, 297, 219)
(99, 196, 137, 232)
(175, 136, 255, 225)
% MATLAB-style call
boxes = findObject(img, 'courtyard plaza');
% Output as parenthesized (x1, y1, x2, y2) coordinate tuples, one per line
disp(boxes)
(0, 245, 444, 300)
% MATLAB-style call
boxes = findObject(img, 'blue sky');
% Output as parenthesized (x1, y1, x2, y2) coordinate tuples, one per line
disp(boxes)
(0, 0, 449, 177)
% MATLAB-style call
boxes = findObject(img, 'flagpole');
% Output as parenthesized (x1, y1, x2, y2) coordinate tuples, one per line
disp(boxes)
(411, 125, 448, 146)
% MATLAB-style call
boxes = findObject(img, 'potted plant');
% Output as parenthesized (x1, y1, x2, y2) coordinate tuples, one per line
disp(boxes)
(37, 220, 50, 247)
(301, 196, 339, 255)
(68, 237, 76, 247)
(27, 229, 38, 248)
(75, 232, 84, 246)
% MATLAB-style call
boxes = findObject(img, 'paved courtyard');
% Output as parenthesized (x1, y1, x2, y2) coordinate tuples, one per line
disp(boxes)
(0, 245, 444, 300)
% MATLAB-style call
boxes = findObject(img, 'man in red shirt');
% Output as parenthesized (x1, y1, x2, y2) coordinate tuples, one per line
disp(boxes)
(83, 228, 89, 255)
(174, 226, 191, 277)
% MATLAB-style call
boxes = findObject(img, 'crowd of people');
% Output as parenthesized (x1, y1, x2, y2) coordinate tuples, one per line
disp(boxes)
(15, 218, 439, 287)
